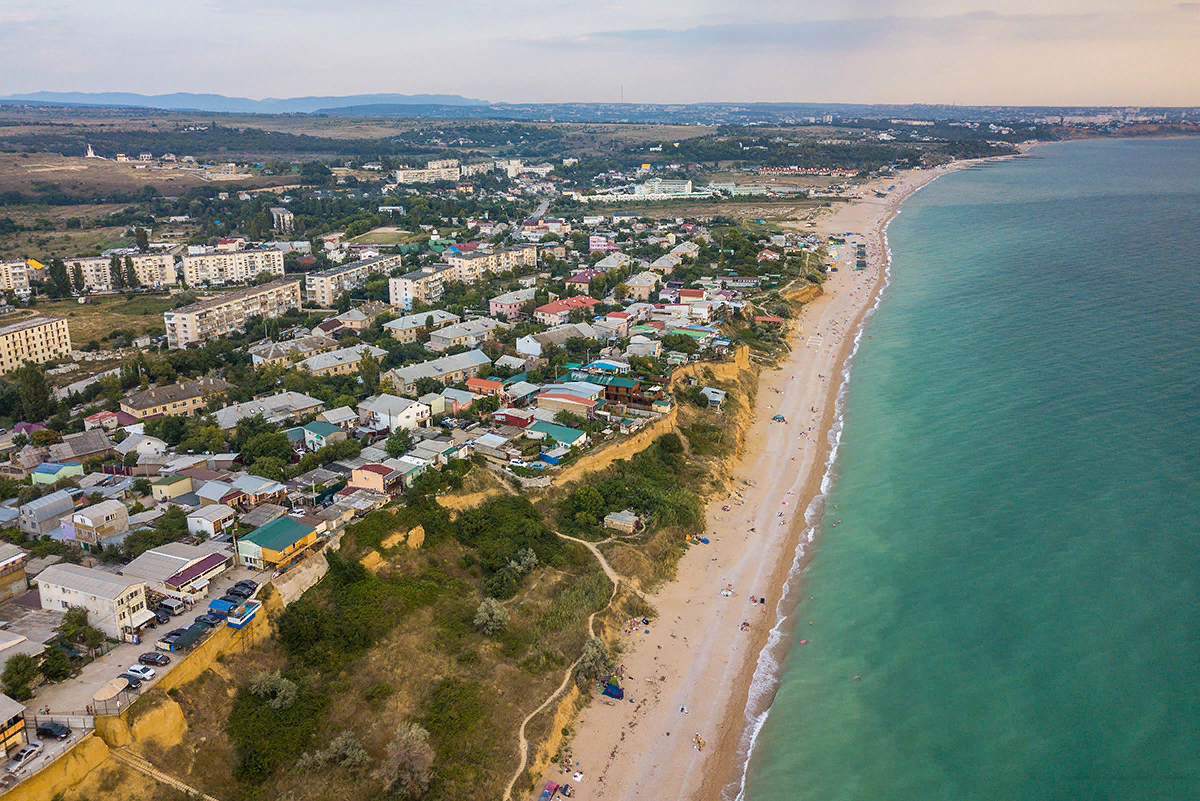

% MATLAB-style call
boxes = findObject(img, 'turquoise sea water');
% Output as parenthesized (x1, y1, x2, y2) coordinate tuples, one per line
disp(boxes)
(741, 138, 1200, 801)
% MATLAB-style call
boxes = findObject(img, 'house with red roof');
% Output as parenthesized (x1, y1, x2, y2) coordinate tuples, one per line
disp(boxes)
(534, 296, 601, 325)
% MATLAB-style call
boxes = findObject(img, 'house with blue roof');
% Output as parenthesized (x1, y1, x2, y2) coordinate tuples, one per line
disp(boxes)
(31, 462, 84, 486)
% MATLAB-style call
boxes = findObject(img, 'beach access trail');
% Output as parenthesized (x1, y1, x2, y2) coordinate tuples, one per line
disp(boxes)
(541, 166, 955, 801)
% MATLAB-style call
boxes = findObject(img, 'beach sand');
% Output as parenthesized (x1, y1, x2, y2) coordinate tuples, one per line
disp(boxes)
(542, 166, 959, 801)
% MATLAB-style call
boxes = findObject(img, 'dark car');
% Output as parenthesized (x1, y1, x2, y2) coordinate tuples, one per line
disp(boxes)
(154, 610, 170, 624)
(117, 673, 143, 689)
(35, 722, 70, 740)
(234, 579, 258, 591)
(167, 628, 187, 638)
(222, 593, 248, 605)
(138, 652, 171, 667)
(226, 587, 252, 600)
(191, 617, 215, 629)
(196, 613, 225, 627)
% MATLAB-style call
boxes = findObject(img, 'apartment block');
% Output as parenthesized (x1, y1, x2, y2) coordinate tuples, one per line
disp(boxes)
(66, 253, 179, 291)
(0, 261, 31, 298)
(445, 244, 538, 280)
(394, 158, 461, 184)
(181, 249, 284, 286)
(0, 315, 71, 373)
(163, 278, 301, 349)
(306, 254, 403, 307)
(270, 207, 294, 233)
(389, 263, 454, 311)
(381, 310, 460, 344)
(120, 376, 233, 419)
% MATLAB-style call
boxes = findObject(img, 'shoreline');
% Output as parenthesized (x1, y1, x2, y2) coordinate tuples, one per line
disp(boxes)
(547, 163, 967, 801)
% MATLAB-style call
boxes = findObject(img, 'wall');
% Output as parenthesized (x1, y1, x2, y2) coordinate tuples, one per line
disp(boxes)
(2, 733, 110, 801)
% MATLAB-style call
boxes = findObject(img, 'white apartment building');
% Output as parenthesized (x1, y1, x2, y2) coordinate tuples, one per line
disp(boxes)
(0, 316, 71, 373)
(36, 563, 151, 639)
(66, 253, 179, 291)
(163, 278, 301, 349)
(306, 253, 403, 306)
(389, 264, 454, 311)
(444, 245, 538, 281)
(394, 159, 461, 184)
(181, 249, 284, 286)
(270, 207, 294, 233)
(0, 261, 31, 298)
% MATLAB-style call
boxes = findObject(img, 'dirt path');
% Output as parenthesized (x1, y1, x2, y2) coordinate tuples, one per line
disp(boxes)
(501, 530, 641, 801)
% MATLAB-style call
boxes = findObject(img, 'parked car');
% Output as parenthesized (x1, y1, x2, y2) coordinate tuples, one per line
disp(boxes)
(196, 613, 225, 627)
(126, 664, 156, 680)
(509, 458, 527, 467)
(35, 722, 70, 740)
(6, 741, 42, 773)
(156, 598, 186, 616)
(118, 672, 143, 689)
(138, 652, 171, 667)
(225, 588, 251, 600)
(234, 579, 259, 591)
(154, 610, 170, 624)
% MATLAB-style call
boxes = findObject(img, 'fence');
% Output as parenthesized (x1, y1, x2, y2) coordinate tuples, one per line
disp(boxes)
(24, 711, 95, 733)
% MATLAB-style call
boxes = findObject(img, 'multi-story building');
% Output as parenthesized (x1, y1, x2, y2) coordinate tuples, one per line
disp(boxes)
(297, 343, 388, 377)
(534, 296, 602, 326)
(0, 261, 31, 298)
(382, 310, 460, 344)
(180, 249, 284, 286)
(65, 253, 179, 291)
(306, 254, 403, 306)
(445, 244, 537, 280)
(69, 500, 129, 553)
(426, 318, 502, 352)
(394, 159, 461, 184)
(488, 287, 538, 319)
(163, 278, 301, 349)
(35, 563, 151, 639)
(120, 377, 233, 419)
(248, 334, 338, 367)
(270, 207, 294, 233)
(389, 263, 454, 311)
(384, 349, 492, 395)
(0, 315, 71, 374)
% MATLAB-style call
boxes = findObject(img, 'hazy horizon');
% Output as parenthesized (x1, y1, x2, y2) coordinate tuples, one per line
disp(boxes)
(2, 1, 1199, 106)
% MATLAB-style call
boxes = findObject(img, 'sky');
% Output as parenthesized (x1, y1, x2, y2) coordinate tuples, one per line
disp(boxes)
(1, 0, 1199, 105)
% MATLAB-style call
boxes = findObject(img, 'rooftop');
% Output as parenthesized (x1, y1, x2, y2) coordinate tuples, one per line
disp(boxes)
(122, 377, 232, 412)
(37, 563, 139, 600)
(0, 315, 65, 337)
(167, 278, 300, 315)
(242, 516, 315, 552)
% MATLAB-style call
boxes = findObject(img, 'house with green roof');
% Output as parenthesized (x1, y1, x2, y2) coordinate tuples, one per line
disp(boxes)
(152, 474, 194, 502)
(302, 420, 347, 452)
(528, 421, 589, 448)
(237, 517, 317, 570)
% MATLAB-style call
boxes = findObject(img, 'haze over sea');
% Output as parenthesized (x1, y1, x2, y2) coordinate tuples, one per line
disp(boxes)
(744, 138, 1200, 801)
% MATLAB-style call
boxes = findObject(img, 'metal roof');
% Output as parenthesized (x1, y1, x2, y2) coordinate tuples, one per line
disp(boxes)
(38, 563, 140, 600)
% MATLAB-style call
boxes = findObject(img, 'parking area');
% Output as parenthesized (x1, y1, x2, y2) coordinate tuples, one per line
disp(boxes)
(0, 724, 90, 791)
(13, 564, 268, 716)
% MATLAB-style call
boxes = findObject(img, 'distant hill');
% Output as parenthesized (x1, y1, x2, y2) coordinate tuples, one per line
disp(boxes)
(0, 92, 489, 113)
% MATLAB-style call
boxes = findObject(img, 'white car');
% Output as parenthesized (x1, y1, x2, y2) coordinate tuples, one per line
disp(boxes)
(126, 664, 156, 680)
(6, 741, 42, 773)
(509, 458, 527, 467)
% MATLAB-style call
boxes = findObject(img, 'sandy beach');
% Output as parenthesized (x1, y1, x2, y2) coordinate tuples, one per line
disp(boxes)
(544, 164, 962, 801)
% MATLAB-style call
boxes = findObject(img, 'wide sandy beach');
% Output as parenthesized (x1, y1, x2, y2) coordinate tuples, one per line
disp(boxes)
(545, 164, 963, 801)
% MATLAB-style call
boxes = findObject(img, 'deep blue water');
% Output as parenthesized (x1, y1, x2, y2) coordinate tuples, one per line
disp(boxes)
(743, 138, 1200, 801)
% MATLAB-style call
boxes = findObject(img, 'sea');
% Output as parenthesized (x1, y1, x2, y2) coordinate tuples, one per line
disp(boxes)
(739, 137, 1200, 801)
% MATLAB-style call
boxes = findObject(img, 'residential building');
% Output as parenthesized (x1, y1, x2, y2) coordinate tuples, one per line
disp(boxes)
(298, 343, 388, 377)
(212, 391, 324, 430)
(152, 474, 194, 502)
(0, 544, 29, 604)
(185, 505, 236, 540)
(248, 334, 338, 367)
(536, 391, 598, 417)
(237, 517, 317, 570)
(382, 310, 460, 344)
(528, 420, 589, 448)
(30, 462, 85, 486)
(394, 158, 461, 184)
(18, 490, 74, 537)
(164, 278, 301, 349)
(358, 394, 431, 432)
(47, 430, 115, 464)
(534, 296, 601, 326)
(0, 260, 31, 298)
(488, 287, 538, 319)
(270, 207, 294, 233)
(121, 541, 232, 596)
(594, 252, 633, 272)
(70, 499, 129, 553)
(66, 253, 179, 291)
(389, 263, 454, 310)
(0, 316, 71, 374)
(349, 464, 404, 494)
(120, 377, 233, 420)
(445, 244, 537, 278)
(330, 300, 394, 332)
(306, 255, 403, 306)
(35, 563, 151, 639)
(316, 406, 358, 430)
(301, 421, 347, 451)
(635, 178, 693, 195)
(624, 271, 660, 301)
(426, 318, 502, 352)
(384, 349, 492, 395)
(180, 249, 284, 285)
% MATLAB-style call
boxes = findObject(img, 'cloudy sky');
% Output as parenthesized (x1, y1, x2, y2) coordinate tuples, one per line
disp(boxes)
(2, 0, 1198, 105)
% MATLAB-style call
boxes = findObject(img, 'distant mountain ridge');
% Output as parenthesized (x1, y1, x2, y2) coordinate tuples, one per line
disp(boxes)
(0, 91, 489, 113)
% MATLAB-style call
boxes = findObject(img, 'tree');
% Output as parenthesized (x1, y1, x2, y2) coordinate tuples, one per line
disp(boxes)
(71, 263, 85, 293)
(372, 722, 434, 798)
(132, 478, 152, 495)
(413, 377, 442, 397)
(1, 653, 39, 701)
(135, 226, 149, 253)
(31, 429, 62, 447)
(40, 646, 71, 682)
(359, 352, 380, 396)
(109, 255, 126, 290)
(473, 597, 510, 635)
(336, 291, 352, 313)
(47, 258, 70, 296)
(249, 670, 298, 710)
(614, 281, 630, 301)
(575, 636, 615, 688)
(385, 427, 414, 458)
(15, 363, 52, 422)
(124, 256, 142, 289)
